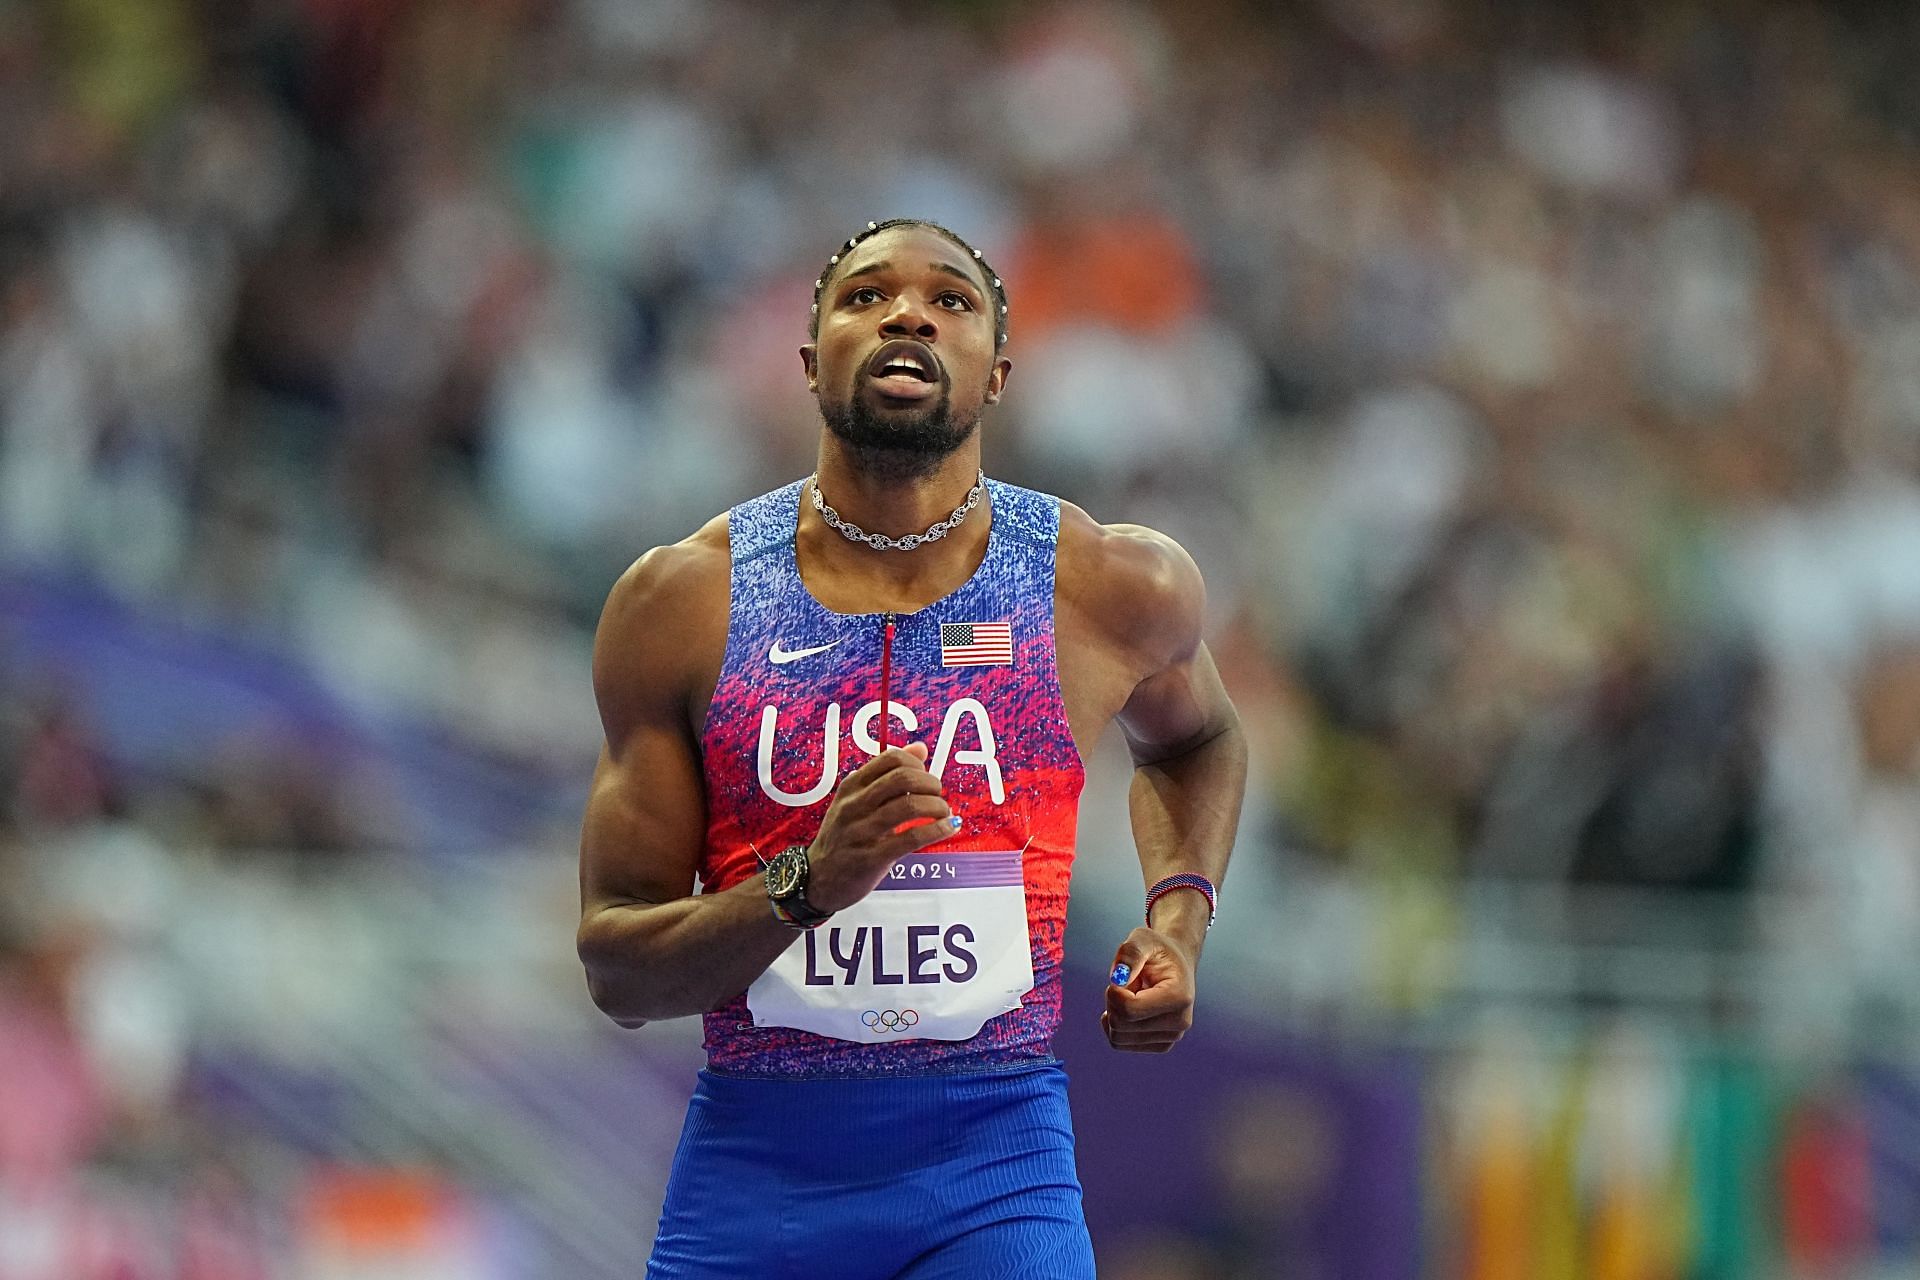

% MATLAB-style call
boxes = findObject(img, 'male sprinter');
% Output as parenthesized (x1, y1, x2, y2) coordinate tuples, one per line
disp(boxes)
(578, 218, 1246, 1278)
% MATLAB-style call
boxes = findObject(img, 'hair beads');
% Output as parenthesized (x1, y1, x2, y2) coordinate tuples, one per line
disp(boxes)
(808, 218, 1011, 349)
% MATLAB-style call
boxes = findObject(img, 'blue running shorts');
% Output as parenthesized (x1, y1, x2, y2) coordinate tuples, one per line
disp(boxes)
(646, 1060, 1096, 1279)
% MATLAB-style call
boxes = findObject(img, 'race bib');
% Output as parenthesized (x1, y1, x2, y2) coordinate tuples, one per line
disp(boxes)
(746, 849, 1033, 1043)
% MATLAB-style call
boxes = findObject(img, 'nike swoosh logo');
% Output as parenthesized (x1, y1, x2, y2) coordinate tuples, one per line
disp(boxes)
(769, 639, 842, 665)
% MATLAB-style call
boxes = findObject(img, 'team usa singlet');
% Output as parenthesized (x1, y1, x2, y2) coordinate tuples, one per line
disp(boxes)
(697, 477, 1086, 1078)
(649, 477, 1100, 1278)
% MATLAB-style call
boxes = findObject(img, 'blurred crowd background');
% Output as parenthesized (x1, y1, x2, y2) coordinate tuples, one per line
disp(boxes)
(5, 0, 1920, 1274)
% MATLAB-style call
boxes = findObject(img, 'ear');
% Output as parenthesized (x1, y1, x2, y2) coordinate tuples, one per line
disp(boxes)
(799, 343, 818, 393)
(983, 355, 1012, 404)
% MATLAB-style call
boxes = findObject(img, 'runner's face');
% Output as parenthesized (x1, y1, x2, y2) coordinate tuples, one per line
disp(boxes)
(803, 226, 1008, 449)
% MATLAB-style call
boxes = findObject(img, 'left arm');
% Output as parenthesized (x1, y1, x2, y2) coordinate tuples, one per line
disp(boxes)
(1095, 527, 1248, 1052)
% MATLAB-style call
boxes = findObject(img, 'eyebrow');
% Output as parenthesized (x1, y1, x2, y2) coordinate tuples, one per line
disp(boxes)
(837, 260, 986, 294)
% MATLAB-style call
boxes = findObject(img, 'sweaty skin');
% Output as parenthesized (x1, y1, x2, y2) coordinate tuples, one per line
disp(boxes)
(576, 225, 1247, 1053)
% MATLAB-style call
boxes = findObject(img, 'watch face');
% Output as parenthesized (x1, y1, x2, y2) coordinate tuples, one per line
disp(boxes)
(767, 850, 805, 898)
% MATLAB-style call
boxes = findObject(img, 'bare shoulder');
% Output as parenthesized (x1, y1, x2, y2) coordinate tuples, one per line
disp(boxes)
(592, 514, 731, 740)
(598, 514, 730, 640)
(1056, 501, 1206, 672)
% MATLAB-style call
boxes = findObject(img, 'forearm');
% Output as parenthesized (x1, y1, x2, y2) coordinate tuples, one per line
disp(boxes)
(577, 875, 798, 1025)
(1127, 716, 1247, 959)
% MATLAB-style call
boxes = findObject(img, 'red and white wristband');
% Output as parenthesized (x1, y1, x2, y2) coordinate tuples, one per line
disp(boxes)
(1145, 873, 1218, 931)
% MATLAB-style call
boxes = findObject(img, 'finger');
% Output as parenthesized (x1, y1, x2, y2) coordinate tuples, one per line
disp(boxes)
(844, 744, 930, 785)
(1098, 1028, 1182, 1043)
(1101, 1012, 1178, 1051)
(1103, 1007, 1193, 1034)
(866, 792, 953, 839)
(1109, 935, 1153, 992)
(1104, 947, 1159, 1017)
(856, 765, 947, 808)
(875, 809, 964, 858)
(1108, 980, 1193, 1023)
(1110, 1039, 1176, 1054)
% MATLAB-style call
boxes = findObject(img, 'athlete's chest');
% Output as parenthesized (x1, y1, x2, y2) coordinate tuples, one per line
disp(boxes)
(719, 606, 1047, 811)
(692, 575, 1127, 768)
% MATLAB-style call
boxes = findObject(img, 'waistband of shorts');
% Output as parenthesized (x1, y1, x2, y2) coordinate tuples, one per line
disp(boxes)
(699, 1054, 1062, 1090)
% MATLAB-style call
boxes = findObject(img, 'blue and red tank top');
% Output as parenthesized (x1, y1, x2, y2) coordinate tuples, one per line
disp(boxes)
(696, 477, 1086, 1077)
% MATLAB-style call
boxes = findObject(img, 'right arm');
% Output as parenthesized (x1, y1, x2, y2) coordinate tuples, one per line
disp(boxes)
(575, 532, 959, 1028)
(577, 532, 788, 1026)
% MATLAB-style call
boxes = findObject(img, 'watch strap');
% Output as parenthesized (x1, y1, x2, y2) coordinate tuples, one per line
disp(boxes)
(770, 893, 832, 930)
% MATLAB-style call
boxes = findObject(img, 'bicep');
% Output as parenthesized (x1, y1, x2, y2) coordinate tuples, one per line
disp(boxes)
(1118, 640, 1238, 765)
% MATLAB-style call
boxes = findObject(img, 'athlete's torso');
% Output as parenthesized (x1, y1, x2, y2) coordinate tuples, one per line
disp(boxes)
(697, 478, 1086, 1076)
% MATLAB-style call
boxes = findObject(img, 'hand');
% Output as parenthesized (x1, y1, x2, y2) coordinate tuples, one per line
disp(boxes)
(804, 743, 956, 913)
(1102, 927, 1196, 1053)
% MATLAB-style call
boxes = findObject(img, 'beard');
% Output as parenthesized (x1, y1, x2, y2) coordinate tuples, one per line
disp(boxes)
(820, 376, 981, 482)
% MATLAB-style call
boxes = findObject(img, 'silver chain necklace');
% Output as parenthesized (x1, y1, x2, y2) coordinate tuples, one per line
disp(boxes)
(809, 471, 986, 552)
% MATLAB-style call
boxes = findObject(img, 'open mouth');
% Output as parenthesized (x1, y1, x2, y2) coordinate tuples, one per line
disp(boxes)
(865, 340, 941, 399)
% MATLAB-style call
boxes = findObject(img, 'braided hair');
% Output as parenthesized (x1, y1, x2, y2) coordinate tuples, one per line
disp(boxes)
(809, 218, 1010, 349)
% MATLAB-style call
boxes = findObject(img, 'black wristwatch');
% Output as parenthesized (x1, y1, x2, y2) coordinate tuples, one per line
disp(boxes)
(765, 844, 832, 930)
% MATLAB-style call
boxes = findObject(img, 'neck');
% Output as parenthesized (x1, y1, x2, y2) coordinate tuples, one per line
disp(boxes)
(800, 441, 990, 602)
(811, 439, 985, 538)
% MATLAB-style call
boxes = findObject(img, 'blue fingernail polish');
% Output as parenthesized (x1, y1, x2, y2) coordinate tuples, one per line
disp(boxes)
(949, 816, 963, 830)
(1110, 962, 1131, 986)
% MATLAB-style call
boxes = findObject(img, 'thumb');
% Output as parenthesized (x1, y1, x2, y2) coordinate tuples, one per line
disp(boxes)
(903, 741, 929, 764)
(1108, 937, 1150, 993)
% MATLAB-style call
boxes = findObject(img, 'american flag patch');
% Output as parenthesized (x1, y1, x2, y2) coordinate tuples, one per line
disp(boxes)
(940, 621, 1013, 666)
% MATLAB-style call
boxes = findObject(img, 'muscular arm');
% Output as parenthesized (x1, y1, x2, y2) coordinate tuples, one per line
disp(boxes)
(1111, 530, 1246, 963)
(575, 532, 801, 1026)
(576, 528, 958, 1028)
(1067, 520, 1247, 1052)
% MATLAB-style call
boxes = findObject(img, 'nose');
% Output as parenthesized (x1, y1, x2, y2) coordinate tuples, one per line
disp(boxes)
(879, 292, 938, 341)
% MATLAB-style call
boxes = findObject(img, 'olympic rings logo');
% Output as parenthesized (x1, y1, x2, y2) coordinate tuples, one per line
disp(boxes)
(861, 1009, 920, 1032)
